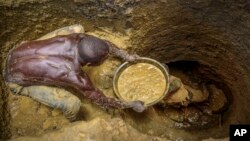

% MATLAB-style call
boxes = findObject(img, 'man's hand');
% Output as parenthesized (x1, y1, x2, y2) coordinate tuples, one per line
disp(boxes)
(126, 54, 141, 62)
(130, 100, 146, 112)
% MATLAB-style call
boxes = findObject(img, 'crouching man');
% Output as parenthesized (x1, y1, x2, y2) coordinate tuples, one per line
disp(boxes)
(4, 25, 145, 121)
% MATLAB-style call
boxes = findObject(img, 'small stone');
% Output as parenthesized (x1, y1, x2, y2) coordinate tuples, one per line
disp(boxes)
(207, 85, 227, 112)
(37, 104, 50, 116)
(42, 117, 69, 130)
(148, 129, 154, 135)
(51, 109, 63, 117)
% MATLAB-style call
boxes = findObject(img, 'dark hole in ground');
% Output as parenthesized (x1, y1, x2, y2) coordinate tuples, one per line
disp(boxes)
(166, 60, 232, 124)
(121, 60, 233, 140)
(167, 60, 232, 102)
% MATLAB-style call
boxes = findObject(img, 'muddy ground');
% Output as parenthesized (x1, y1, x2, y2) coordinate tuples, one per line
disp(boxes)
(0, 0, 250, 141)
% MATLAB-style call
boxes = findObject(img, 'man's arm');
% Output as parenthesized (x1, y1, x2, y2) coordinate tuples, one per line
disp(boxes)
(106, 41, 140, 62)
(56, 69, 145, 112)
(67, 70, 145, 112)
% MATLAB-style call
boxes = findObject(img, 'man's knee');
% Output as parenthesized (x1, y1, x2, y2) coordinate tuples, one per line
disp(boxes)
(63, 97, 81, 120)
(23, 86, 82, 120)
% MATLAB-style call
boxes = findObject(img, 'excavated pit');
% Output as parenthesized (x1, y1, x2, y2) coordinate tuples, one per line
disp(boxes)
(0, 0, 250, 141)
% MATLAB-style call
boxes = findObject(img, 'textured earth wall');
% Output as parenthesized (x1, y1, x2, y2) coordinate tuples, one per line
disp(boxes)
(0, 0, 250, 141)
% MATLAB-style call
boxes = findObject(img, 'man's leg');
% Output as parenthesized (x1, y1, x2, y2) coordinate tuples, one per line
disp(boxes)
(37, 24, 84, 40)
(8, 83, 81, 121)
(6, 25, 86, 120)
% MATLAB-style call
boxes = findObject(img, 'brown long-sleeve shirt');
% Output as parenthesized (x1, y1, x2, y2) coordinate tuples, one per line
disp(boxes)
(5, 33, 136, 110)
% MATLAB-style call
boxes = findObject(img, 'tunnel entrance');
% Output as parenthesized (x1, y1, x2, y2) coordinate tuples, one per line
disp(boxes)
(120, 60, 232, 140)
(166, 60, 231, 126)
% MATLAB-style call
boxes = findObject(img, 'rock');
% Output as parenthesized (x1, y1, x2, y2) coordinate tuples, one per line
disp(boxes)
(201, 85, 228, 113)
(9, 117, 168, 141)
(163, 76, 190, 106)
(184, 85, 209, 103)
(164, 106, 216, 128)
(202, 138, 229, 141)
(42, 117, 69, 130)
(7, 93, 70, 138)
(51, 109, 63, 117)
(0, 0, 50, 7)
